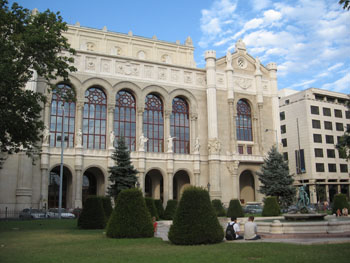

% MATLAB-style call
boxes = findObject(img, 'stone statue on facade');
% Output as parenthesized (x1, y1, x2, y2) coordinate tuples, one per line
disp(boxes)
(194, 137, 200, 153)
(43, 127, 50, 144)
(76, 128, 82, 146)
(255, 57, 262, 74)
(109, 130, 115, 146)
(226, 50, 232, 65)
(167, 136, 175, 153)
(139, 133, 148, 151)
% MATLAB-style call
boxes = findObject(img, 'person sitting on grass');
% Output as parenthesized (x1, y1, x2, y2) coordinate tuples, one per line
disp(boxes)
(244, 216, 261, 240)
(342, 207, 348, 217)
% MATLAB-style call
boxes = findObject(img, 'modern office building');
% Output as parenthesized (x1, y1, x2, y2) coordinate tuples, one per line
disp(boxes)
(279, 88, 350, 204)
(0, 23, 280, 213)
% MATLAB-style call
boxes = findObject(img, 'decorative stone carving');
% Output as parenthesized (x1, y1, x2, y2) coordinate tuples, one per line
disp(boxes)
(226, 50, 232, 69)
(190, 113, 198, 121)
(101, 59, 111, 73)
(116, 61, 140, 76)
(226, 161, 239, 176)
(86, 57, 96, 71)
(196, 74, 205, 85)
(171, 70, 179, 82)
(111, 46, 122, 56)
(167, 136, 174, 153)
(161, 54, 171, 63)
(194, 137, 200, 153)
(109, 130, 115, 146)
(137, 106, 144, 114)
(43, 127, 50, 144)
(144, 65, 153, 78)
(185, 36, 193, 46)
(76, 102, 84, 110)
(255, 57, 262, 75)
(139, 133, 148, 151)
(235, 39, 246, 51)
(137, 50, 146, 60)
(235, 77, 253, 90)
(76, 128, 82, 146)
(208, 138, 221, 154)
(184, 71, 192, 84)
(217, 74, 224, 85)
(164, 109, 172, 118)
(158, 67, 167, 80)
(86, 42, 95, 51)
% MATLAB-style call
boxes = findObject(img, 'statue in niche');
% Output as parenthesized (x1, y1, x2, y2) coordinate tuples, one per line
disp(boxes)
(194, 137, 200, 153)
(110, 130, 115, 146)
(139, 133, 148, 151)
(43, 127, 50, 144)
(167, 136, 175, 153)
(76, 128, 82, 146)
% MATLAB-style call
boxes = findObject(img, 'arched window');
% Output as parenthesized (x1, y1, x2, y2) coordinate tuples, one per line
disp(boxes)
(114, 90, 136, 151)
(236, 99, 253, 141)
(171, 97, 190, 153)
(143, 94, 164, 152)
(49, 84, 75, 147)
(83, 87, 107, 149)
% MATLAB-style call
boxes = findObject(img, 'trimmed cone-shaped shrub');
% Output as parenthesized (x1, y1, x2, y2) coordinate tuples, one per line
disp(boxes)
(154, 199, 164, 219)
(212, 199, 226, 217)
(262, 196, 280, 216)
(106, 188, 153, 238)
(101, 196, 113, 220)
(227, 199, 244, 218)
(78, 196, 106, 229)
(168, 186, 224, 245)
(163, 200, 178, 220)
(145, 197, 159, 220)
(332, 194, 349, 214)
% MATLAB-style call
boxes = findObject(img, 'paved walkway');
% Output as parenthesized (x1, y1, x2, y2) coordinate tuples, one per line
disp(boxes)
(155, 221, 350, 245)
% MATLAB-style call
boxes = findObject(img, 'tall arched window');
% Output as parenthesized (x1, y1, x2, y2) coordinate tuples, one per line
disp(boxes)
(115, 90, 136, 151)
(171, 97, 190, 154)
(50, 84, 75, 147)
(236, 99, 253, 141)
(83, 87, 107, 149)
(143, 94, 164, 152)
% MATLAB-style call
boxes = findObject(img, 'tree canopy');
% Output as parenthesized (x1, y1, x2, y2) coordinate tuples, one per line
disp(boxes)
(336, 100, 350, 160)
(339, 0, 350, 10)
(0, 0, 76, 164)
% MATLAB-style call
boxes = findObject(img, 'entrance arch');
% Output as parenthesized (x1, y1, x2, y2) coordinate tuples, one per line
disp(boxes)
(173, 170, 190, 200)
(48, 166, 73, 208)
(145, 169, 163, 201)
(239, 170, 255, 204)
(82, 167, 105, 205)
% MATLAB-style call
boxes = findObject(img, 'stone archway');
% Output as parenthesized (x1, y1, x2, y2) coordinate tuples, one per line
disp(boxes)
(145, 169, 163, 201)
(48, 166, 73, 209)
(82, 167, 105, 205)
(239, 170, 255, 205)
(173, 170, 191, 201)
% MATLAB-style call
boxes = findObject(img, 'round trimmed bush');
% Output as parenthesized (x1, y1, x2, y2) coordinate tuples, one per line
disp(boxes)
(163, 200, 178, 220)
(212, 199, 226, 217)
(101, 196, 113, 220)
(168, 186, 224, 245)
(227, 199, 244, 218)
(145, 197, 159, 220)
(262, 196, 280, 216)
(106, 188, 153, 238)
(332, 194, 349, 214)
(154, 199, 164, 219)
(78, 196, 106, 229)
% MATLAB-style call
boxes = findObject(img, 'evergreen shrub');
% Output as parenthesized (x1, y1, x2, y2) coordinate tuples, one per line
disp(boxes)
(227, 199, 244, 218)
(154, 199, 164, 219)
(262, 196, 280, 216)
(211, 199, 226, 217)
(78, 196, 106, 229)
(163, 200, 178, 220)
(145, 197, 159, 220)
(168, 186, 224, 245)
(100, 196, 113, 220)
(332, 194, 349, 214)
(106, 188, 153, 238)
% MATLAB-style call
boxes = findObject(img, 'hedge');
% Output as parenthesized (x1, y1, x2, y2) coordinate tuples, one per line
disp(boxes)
(211, 199, 226, 217)
(262, 196, 280, 216)
(227, 199, 244, 218)
(154, 199, 164, 219)
(332, 194, 349, 214)
(163, 200, 178, 220)
(78, 196, 106, 229)
(145, 197, 159, 221)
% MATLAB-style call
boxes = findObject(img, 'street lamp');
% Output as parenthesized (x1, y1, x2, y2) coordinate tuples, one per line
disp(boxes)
(265, 129, 278, 150)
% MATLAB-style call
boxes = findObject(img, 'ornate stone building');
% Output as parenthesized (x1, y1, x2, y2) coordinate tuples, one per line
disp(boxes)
(0, 24, 280, 212)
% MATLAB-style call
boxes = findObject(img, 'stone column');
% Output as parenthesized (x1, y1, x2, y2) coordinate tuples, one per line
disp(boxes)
(267, 63, 279, 150)
(325, 184, 330, 201)
(168, 172, 173, 201)
(227, 161, 239, 199)
(254, 58, 265, 154)
(137, 107, 144, 143)
(257, 104, 264, 154)
(107, 104, 115, 149)
(75, 101, 84, 136)
(309, 180, 317, 204)
(164, 109, 171, 152)
(15, 153, 33, 211)
(228, 100, 236, 154)
(190, 113, 198, 153)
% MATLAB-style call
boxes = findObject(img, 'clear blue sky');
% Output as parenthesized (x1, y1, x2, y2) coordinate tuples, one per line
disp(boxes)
(9, 0, 350, 93)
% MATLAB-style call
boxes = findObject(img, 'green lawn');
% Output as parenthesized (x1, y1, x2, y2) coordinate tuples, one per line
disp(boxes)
(0, 219, 349, 263)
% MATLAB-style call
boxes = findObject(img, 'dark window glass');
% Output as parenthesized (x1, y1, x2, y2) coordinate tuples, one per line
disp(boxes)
(325, 135, 334, 144)
(346, 111, 350, 119)
(316, 163, 324, 172)
(338, 149, 347, 159)
(312, 120, 321, 129)
(295, 149, 306, 174)
(236, 100, 253, 141)
(314, 148, 323, 157)
(280, 111, 285, 121)
(334, 109, 342, 118)
(323, 107, 331, 116)
(336, 123, 344, 131)
(114, 90, 136, 151)
(347, 124, 350, 132)
(328, 163, 336, 172)
(281, 125, 286, 134)
(283, 152, 288, 161)
(340, 164, 348, 173)
(282, 138, 287, 147)
(247, 146, 252, 155)
(327, 149, 335, 158)
(313, 134, 322, 143)
(285, 99, 290, 104)
(238, 145, 244, 154)
(143, 94, 164, 152)
(324, 121, 332, 130)
(50, 84, 75, 148)
(311, 105, 319, 115)
(171, 97, 190, 154)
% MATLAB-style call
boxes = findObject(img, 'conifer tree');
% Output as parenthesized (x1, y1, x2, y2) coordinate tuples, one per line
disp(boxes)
(108, 136, 138, 200)
(257, 146, 296, 208)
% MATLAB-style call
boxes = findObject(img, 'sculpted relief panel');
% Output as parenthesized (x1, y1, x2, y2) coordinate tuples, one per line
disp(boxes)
(115, 61, 140, 76)
(85, 57, 96, 71)
(101, 59, 111, 73)
(235, 77, 253, 90)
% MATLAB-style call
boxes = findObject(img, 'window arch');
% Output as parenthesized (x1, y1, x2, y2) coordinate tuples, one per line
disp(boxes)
(83, 87, 107, 149)
(143, 94, 164, 152)
(49, 84, 75, 147)
(236, 99, 253, 141)
(114, 90, 136, 151)
(171, 97, 190, 153)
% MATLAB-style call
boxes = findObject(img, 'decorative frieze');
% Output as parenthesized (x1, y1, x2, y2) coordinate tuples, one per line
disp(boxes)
(86, 56, 96, 71)
(234, 77, 253, 90)
(115, 61, 140, 76)
(158, 67, 167, 80)
(171, 69, 180, 82)
(184, 71, 193, 84)
(101, 59, 111, 73)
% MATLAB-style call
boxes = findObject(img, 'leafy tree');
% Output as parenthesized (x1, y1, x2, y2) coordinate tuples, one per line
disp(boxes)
(0, 0, 76, 164)
(257, 146, 296, 209)
(339, 0, 350, 10)
(227, 199, 244, 218)
(332, 194, 349, 214)
(107, 136, 138, 200)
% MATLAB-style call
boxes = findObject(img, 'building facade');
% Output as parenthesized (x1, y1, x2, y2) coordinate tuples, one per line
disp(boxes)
(279, 88, 350, 204)
(0, 24, 280, 213)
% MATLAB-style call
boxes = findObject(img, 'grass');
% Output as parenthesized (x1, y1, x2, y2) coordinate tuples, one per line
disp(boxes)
(1, 219, 350, 263)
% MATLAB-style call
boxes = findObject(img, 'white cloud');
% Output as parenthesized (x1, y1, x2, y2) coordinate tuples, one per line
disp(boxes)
(289, 79, 317, 89)
(263, 9, 282, 22)
(322, 73, 350, 92)
(251, 0, 271, 11)
(328, 63, 344, 72)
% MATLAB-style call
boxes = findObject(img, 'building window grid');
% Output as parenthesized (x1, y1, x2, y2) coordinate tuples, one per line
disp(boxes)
(311, 105, 319, 115)
(323, 107, 331, 116)
(327, 149, 335, 158)
(336, 122, 344, 131)
(316, 163, 325, 172)
(325, 135, 334, 144)
(50, 84, 75, 148)
(313, 134, 322, 143)
(83, 87, 107, 149)
(324, 121, 333, 130)
(328, 163, 337, 173)
(238, 145, 244, 154)
(114, 90, 136, 151)
(170, 97, 190, 154)
(143, 94, 164, 152)
(312, 120, 321, 129)
(314, 148, 323, 158)
(340, 164, 348, 173)
(236, 100, 253, 141)
(334, 109, 342, 118)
